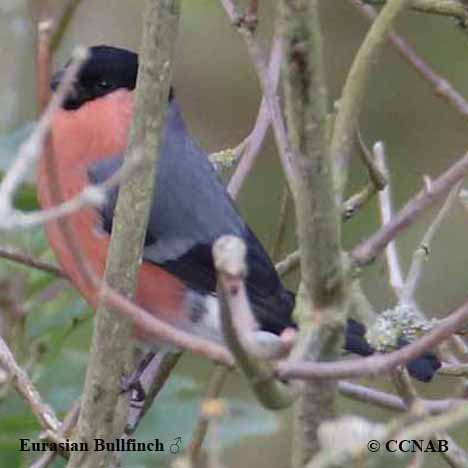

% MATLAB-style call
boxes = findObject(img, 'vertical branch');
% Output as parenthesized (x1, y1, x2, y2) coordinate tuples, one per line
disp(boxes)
(50, 0, 84, 53)
(187, 365, 230, 464)
(330, 0, 408, 195)
(270, 181, 291, 260)
(279, 1, 346, 466)
(67, 2, 181, 467)
(36, 0, 53, 112)
(227, 34, 283, 199)
(280, 0, 343, 309)
(374, 142, 405, 296)
(213, 236, 295, 410)
(220, 0, 296, 185)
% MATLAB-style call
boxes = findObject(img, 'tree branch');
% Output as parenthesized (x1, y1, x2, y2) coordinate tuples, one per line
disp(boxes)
(0, 336, 60, 433)
(213, 235, 296, 410)
(227, 34, 283, 199)
(352, 150, 468, 266)
(351, 0, 468, 118)
(279, 0, 348, 465)
(125, 350, 182, 434)
(220, 0, 296, 186)
(277, 296, 468, 380)
(0, 244, 66, 278)
(374, 141, 406, 296)
(364, 0, 468, 23)
(103, 286, 233, 365)
(305, 402, 468, 468)
(50, 0, 84, 53)
(67, 2, 181, 467)
(338, 380, 462, 413)
(331, 0, 409, 195)
(30, 401, 80, 468)
(187, 365, 230, 464)
(0, 48, 87, 222)
(401, 181, 462, 303)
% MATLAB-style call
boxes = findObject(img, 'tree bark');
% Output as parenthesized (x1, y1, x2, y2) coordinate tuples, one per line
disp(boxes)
(67, 2, 180, 467)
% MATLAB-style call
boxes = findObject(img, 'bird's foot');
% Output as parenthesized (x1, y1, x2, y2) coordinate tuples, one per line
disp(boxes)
(120, 350, 156, 406)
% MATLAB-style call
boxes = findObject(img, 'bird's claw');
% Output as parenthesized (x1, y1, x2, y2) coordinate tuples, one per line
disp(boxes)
(120, 374, 146, 407)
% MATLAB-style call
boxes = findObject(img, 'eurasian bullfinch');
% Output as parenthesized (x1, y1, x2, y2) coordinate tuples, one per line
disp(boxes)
(37, 45, 440, 382)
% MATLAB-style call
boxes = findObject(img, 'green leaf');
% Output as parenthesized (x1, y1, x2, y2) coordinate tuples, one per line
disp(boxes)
(13, 183, 39, 211)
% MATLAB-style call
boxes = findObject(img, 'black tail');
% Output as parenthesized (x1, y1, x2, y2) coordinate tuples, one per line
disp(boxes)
(345, 319, 441, 382)
(254, 286, 440, 382)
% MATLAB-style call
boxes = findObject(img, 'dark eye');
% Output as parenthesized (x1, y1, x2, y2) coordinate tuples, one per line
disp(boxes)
(98, 80, 112, 90)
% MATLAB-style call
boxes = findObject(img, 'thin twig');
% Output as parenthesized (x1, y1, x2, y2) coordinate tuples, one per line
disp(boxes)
(244, 0, 259, 30)
(276, 160, 396, 274)
(0, 244, 66, 278)
(439, 363, 468, 377)
(6, 148, 143, 230)
(0, 336, 60, 432)
(29, 401, 80, 468)
(50, 0, 84, 53)
(402, 181, 462, 302)
(374, 141, 405, 295)
(352, 150, 468, 266)
(391, 367, 419, 406)
(220, 0, 296, 187)
(356, 128, 387, 190)
(0, 47, 88, 221)
(307, 402, 468, 468)
(275, 250, 300, 277)
(351, 0, 468, 118)
(341, 131, 387, 221)
(342, 183, 377, 221)
(188, 365, 230, 464)
(4, 45, 141, 232)
(227, 34, 283, 198)
(277, 296, 468, 380)
(338, 380, 461, 413)
(1, 221, 234, 367)
(394, 176, 468, 394)
(103, 286, 234, 366)
(363, 0, 468, 23)
(126, 350, 182, 434)
(270, 181, 291, 260)
(391, 367, 468, 468)
(331, 0, 408, 194)
(214, 235, 296, 409)
(36, 18, 53, 111)
(204, 400, 226, 468)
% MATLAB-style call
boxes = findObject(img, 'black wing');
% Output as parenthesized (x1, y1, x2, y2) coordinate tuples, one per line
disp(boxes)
(88, 100, 295, 334)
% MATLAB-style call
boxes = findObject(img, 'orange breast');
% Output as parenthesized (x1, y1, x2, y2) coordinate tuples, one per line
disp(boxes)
(37, 89, 187, 327)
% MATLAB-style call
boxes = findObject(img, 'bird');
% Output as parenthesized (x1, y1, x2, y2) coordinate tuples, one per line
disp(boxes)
(37, 45, 440, 383)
